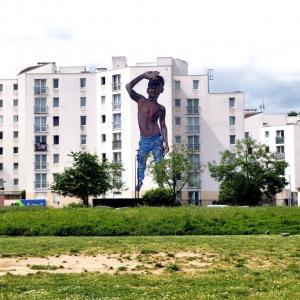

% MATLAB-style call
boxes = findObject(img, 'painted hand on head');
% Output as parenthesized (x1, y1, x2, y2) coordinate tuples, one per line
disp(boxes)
(143, 71, 160, 80)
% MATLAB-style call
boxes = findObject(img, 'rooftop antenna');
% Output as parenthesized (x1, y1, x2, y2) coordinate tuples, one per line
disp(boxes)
(259, 96, 265, 113)
(206, 68, 214, 92)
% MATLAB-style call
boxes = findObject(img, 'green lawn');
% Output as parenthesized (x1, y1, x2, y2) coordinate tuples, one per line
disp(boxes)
(0, 236, 299, 299)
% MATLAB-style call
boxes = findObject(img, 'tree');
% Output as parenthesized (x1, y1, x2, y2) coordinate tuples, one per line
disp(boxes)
(149, 145, 201, 205)
(287, 111, 298, 116)
(208, 138, 288, 205)
(51, 152, 124, 206)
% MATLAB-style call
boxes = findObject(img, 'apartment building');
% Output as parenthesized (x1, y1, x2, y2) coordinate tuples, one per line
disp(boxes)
(245, 113, 300, 206)
(0, 57, 244, 206)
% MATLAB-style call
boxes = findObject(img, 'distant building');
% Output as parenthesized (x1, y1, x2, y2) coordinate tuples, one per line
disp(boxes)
(0, 57, 244, 206)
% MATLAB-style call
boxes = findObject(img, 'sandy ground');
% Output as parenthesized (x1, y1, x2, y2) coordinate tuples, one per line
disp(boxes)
(0, 252, 214, 276)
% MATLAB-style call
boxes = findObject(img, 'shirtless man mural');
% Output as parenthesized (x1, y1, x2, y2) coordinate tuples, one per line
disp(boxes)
(126, 71, 169, 192)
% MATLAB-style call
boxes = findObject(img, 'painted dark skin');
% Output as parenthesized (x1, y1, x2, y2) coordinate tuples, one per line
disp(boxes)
(126, 71, 169, 154)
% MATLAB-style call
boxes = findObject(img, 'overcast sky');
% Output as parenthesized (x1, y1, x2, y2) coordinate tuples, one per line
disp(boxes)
(1, 0, 300, 112)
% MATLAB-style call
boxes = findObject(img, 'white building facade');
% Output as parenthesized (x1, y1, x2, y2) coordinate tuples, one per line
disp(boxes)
(0, 57, 244, 206)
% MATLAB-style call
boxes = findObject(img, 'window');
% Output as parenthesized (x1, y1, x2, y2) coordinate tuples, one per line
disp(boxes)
(53, 116, 59, 126)
(229, 116, 236, 126)
(101, 77, 105, 85)
(35, 135, 47, 144)
(175, 99, 181, 107)
(102, 153, 107, 161)
(35, 154, 47, 170)
(80, 97, 86, 107)
(0, 132, 2, 139)
(53, 154, 59, 164)
(101, 134, 106, 142)
(188, 172, 201, 188)
(188, 136, 200, 151)
(265, 131, 269, 137)
(0, 100, 2, 107)
(0, 147, 2, 155)
(245, 132, 249, 138)
(13, 131, 18, 139)
(276, 130, 284, 144)
(53, 135, 59, 145)
(112, 94, 121, 110)
(0, 84, 2, 92)
(187, 99, 199, 114)
(34, 79, 46, 94)
(175, 117, 181, 125)
(13, 115, 18, 123)
(53, 78, 59, 89)
(113, 113, 121, 129)
(34, 116, 47, 132)
(80, 116, 87, 126)
(35, 173, 47, 188)
(175, 136, 181, 144)
(13, 147, 18, 154)
(229, 97, 235, 108)
(193, 80, 199, 90)
(80, 134, 87, 145)
(0, 163, 2, 171)
(80, 78, 86, 88)
(187, 117, 200, 133)
(113, 152, 122, 163)
(230, 135, 236, 145)
(13, 99, 18, 107)
(175, 80, 181, 91)
(265, 146, 270, 153)
(101, 115, 106, 123)
(112, 74, 121, 91)
(13, 178, 19, 185)
(101, 96, 105, 104)
(0, 116, 3, 125)
(13, 83, 18, 91)
(188, 191, 200, 205)
(13, 162, 18, 170)
(112, 132, 121, 149)
(53, 97, 59, 107)
(276, 146, 285, 153)
(189, 153, 200, 165)
(34, 97, 47, 113)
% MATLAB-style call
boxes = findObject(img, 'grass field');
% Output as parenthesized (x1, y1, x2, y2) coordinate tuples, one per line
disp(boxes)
(0, 235, 299, 299)
(1, 206, 300, 236)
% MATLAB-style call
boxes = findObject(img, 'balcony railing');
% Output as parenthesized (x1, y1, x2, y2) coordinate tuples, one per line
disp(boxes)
(188, 180, 201, 188)
(34, 143, 47, 151)
(34, 181, 48, 189)
(113, 122, 121, 130)
(275, 136, 285, 144)
(188, 143, 200, 151)
(186, 107, 199, 114)
(34, 125, 48, 132)
(34, 86, 48, 95)
(34, 163, 47, 170)
(34, 106, 48, 114)
(112, 140, 122, 150)
(275, 152, 285, 159)
(112, 83, 121, 92)
(112, 103, 121, 111)
(186, 125, 200, 133)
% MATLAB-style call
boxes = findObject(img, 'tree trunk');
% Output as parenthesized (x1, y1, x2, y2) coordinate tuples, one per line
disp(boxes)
(82, 195, 89, 207)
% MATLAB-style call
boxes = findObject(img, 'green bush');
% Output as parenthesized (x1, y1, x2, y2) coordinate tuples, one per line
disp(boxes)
(0, 206, 300, 236)
(142, 188, 173, 206)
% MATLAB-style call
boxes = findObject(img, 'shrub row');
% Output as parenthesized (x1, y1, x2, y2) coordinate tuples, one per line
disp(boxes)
(0, 206, 299, 236)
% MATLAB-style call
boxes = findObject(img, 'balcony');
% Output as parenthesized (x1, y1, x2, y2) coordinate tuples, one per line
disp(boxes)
(34, 163, 47, 170)
(34, 106, 48, 114)
(275, 152, 285, 160)
(186, 107, 199, 114)
(34, 86, 48, 95)
(275, 136, 285, 144)
(188, 143, 200, 151)
(112, 140, 122, 150)
(34, 125, 48, 132)
(35, 143, 47, 151)
(34, 181, 48, 189)
(113, 122, 121, 130)
(186, 125, 200, 133)
(112, 103, 121, 111)
(112, 83, 121, 92)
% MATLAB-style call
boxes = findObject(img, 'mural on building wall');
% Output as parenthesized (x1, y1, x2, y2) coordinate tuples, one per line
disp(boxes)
(126, 71, 169, 192)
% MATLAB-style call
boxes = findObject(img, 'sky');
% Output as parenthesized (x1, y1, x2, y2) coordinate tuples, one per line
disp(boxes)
(1, 0, 300, 112)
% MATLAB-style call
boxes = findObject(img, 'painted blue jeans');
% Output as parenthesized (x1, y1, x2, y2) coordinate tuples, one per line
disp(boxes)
(137, 133, 163, 188)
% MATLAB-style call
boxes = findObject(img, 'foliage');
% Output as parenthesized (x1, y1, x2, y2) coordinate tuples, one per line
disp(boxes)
(287, 111, 298, 116)
(51, 152, 124, 206)
(142, 188, 174, 206)
(208, 138, 288, 205)
(0, 206, 299, 236)
(149, 144, 201, 204)
(20, 190, 26, 199)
